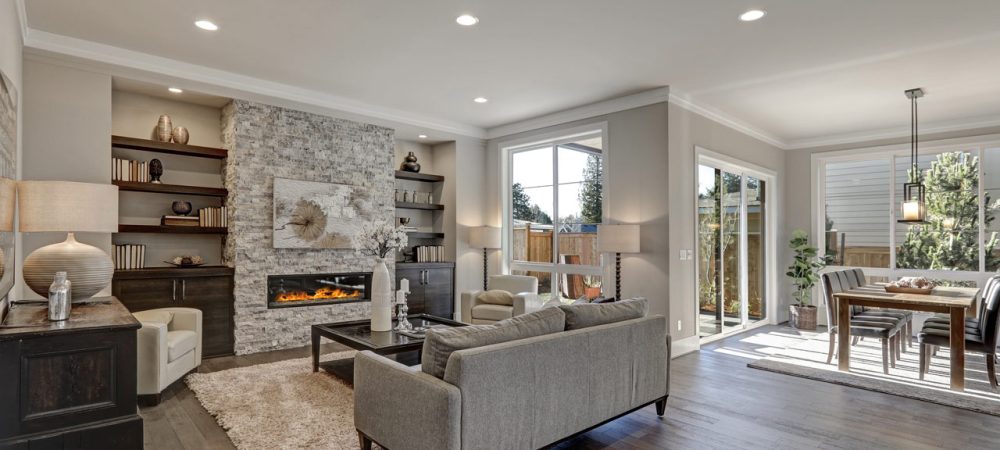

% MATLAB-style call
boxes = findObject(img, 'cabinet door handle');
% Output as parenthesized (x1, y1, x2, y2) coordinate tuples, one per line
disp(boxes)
(422, 270, 428, 285)
(182, 279, 187, 300)
(172, 279, 177, 301)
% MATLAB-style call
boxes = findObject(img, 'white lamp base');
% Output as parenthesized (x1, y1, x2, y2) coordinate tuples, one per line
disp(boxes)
(23, 233, 113, 299)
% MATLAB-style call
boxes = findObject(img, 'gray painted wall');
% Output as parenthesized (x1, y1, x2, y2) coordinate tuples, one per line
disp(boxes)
(668, 102, 787, 346)
(20, 58, 112, 299)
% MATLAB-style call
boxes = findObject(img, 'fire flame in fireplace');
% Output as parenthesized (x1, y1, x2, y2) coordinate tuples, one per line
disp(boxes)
(274, 287, 362, 303)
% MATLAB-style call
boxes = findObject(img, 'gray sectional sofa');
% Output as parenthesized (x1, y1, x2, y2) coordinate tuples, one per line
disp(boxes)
(353, 299, 671, 450)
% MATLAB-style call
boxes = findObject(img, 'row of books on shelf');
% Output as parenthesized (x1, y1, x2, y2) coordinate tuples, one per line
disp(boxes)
(414, 245, 446, 262)
(160, 206, 227, 227)
(112, 158, 151, 182)
(113, 244, 146, 270)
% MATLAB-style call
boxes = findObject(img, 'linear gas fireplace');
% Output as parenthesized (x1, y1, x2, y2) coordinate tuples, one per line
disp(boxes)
(267, 272, 372, 309)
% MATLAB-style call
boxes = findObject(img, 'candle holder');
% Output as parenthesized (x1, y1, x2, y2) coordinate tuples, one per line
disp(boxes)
(394, 289, 413, 332)
(898, 182, 926, 223)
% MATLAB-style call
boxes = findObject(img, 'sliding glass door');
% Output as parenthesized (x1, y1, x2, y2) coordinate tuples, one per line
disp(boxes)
(698, 159, 771, 339)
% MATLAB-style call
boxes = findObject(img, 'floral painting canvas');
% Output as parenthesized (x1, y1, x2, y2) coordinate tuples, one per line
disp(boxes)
(272, 177, 375, 249)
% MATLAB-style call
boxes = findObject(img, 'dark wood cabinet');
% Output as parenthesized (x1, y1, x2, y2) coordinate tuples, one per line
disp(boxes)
(113, 267, 235, 358)
(0, 298, 143, 449)
(396, 262, 454, 319)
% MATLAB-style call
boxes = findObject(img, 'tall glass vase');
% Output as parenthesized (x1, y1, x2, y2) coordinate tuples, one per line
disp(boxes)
(370, 258, 393, 331)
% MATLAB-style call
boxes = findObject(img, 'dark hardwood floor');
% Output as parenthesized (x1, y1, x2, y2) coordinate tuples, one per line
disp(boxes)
(141, 325, 1000, 449)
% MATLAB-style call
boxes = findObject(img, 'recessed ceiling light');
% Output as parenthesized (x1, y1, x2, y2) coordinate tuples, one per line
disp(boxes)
(739, 9, 766, 22)
(168, 87, 183, 94)
(195, 19, 219, 31)
(473, 97, 489, 103)
(456, 14, 479, 26)
(418, 134, 428, 139)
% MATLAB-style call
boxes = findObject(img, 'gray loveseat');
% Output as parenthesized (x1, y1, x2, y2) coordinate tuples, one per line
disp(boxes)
(354, 302, 671, 449)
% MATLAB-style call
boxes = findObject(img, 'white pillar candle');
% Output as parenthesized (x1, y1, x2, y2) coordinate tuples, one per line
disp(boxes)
(400, 278, 410, 293)
(902, 201, 920, 221)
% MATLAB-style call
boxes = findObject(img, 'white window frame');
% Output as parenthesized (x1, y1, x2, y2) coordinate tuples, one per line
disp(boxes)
(499, 122, 610, 297)
(694, 147, 779, 344)
(812, 134, 1000, 289)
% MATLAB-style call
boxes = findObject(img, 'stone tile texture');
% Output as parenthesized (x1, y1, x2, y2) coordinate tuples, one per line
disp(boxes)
(222, 100, 395, 354)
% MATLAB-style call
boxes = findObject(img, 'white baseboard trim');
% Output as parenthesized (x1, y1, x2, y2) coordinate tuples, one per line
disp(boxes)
(671, 335, 700, 358)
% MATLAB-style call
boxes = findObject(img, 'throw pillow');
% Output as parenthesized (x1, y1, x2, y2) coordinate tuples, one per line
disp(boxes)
(421, 307, 566, 378)
(477, 289, 515, 306)
(558, 297, 648, 330)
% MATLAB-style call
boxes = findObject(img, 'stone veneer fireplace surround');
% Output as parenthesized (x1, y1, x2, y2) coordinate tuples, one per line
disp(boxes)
(222, 100, 395, 354)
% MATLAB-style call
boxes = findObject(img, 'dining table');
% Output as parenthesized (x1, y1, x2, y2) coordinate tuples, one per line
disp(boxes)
(833, 284, 978, 391)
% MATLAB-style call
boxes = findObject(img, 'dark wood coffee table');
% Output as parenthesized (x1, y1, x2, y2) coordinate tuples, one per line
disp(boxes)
(311, 314, 465, 383)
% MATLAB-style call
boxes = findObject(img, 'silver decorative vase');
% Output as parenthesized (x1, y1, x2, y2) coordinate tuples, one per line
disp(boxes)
(155, 115, 173, 142)
(171, 126, 189, 144)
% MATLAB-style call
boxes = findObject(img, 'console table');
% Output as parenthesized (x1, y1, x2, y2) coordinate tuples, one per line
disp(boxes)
(0, 297, 143, 449)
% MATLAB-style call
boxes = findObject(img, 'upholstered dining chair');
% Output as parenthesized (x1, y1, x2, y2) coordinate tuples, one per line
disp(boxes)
(844, 268, 914, 350)
(460, 275, 539, 324)
(822, 269, 907, 374)
(919, 275, 1000, 387)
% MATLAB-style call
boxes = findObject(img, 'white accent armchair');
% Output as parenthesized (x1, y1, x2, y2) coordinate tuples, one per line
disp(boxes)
(133, 307, 203, 405)
(460, 275, 539, 324)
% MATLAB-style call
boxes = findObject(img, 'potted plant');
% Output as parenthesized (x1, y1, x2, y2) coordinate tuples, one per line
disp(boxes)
(786, 230, 827, 330)
(583, 276, 602, 300)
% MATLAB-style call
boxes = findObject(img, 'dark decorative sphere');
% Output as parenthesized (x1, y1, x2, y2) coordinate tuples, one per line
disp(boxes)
(171, 201, 193, 216)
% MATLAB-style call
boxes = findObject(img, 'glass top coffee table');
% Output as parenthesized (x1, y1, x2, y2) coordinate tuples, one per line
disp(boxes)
(311, 314, 465, 383)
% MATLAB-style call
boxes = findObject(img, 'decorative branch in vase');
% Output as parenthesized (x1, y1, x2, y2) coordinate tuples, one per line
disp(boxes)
(352, 222, 408, 332)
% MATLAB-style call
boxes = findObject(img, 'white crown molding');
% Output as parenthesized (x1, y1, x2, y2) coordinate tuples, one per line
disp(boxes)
(784, 114, 1000, 150)
(14, 0, 28, 44)
(21, 29, 486, 139)
(485, 87, 671, 139)
(667, 92, 788, 149)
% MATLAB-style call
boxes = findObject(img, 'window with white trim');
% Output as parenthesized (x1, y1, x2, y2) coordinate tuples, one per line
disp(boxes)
(818, 140, 1000, 285)
(505, 130, 606, 303)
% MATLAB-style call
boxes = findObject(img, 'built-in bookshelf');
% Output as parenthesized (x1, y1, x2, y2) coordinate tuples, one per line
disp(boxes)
(112, 135, 228, 274)
(394, 170, 450, 264)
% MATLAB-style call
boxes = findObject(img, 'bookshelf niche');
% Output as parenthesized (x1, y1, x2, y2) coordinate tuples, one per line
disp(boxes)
(111, 135, 229, 274)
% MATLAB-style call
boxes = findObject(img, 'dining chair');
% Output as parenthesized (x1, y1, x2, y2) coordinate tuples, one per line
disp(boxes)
(921, 276, 998, 334)
(836, 268, 913, 352)
(822, 270, 906, 374)
(918, 275, 1000, 387)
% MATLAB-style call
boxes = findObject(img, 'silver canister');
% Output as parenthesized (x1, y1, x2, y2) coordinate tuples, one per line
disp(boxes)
(48, 271, 72, 321)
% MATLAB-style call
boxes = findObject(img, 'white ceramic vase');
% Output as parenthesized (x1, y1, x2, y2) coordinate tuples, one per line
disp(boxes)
(370, 258, 393, 331)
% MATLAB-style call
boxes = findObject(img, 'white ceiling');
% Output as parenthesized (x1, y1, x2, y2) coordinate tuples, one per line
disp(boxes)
(21, 0, 1000, 148)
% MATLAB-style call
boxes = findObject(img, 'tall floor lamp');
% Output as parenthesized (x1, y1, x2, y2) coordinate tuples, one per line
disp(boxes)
(469, 226, 501, 290)
(597, 224, 640, 301)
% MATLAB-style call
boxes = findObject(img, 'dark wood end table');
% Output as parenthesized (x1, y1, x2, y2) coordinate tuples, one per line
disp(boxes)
(311, 314, 465, 383)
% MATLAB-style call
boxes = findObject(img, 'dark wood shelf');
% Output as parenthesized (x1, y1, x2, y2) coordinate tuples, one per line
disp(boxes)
(117, 224, 227, 234)
(112, 135, 228, 159)
(113, 180, 227, 197)
(407, 232, 445, 239)
(395, 202, 445, 211)
(394, 171, 444, 182)
(113, 266, 234, 279)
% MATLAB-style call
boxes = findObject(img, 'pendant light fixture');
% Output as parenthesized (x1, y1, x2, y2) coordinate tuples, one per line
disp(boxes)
(898, 88, 926, 224)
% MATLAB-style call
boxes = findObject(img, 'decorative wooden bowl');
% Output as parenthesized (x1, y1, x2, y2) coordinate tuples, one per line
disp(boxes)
(884, 286, 934, 295)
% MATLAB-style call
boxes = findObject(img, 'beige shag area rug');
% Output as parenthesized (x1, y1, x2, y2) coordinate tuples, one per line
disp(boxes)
(186, 351, 362, 449)
(748, 332, 1000, 416)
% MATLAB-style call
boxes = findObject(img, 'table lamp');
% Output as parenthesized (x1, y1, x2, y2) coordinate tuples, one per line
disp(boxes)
(18, 181, 119, 299)
(597, 224, 640, 301)
(469, 226, 501, 290)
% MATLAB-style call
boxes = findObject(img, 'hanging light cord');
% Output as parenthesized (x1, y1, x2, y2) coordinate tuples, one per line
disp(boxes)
(911, 93, 918, 181)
